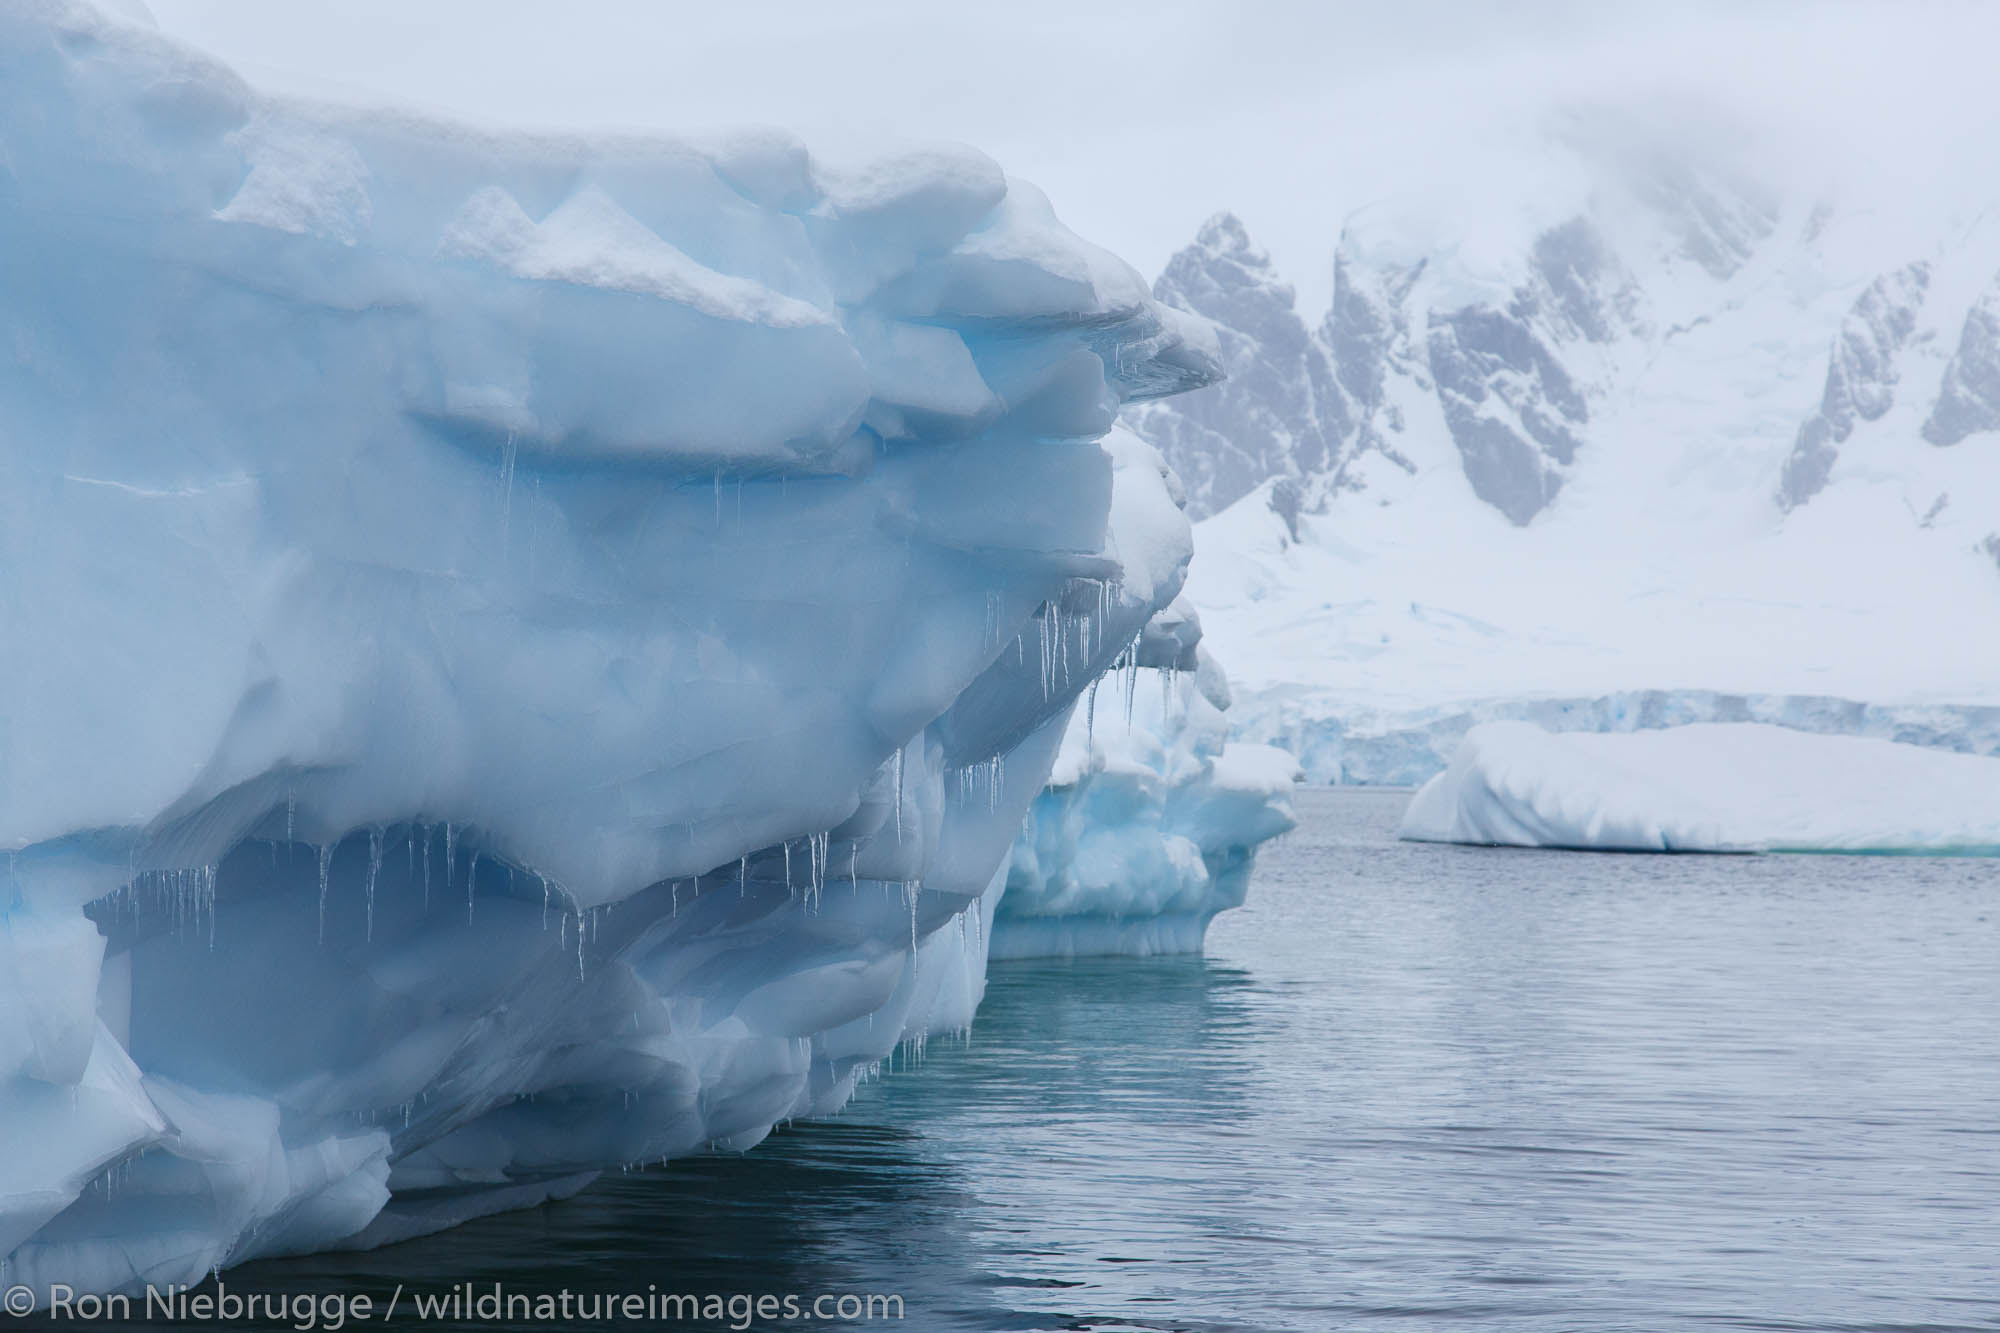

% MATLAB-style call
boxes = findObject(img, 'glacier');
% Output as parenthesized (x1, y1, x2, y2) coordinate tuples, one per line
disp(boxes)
(1221, 684, 2000, 787)
(0, 0, 1231, 1300)
(995, 597, 1300, 960)
(1401, 721, 2000, 854)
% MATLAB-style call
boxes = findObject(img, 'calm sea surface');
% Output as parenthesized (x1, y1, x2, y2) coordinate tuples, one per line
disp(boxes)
(139, 789, 2000, 1331)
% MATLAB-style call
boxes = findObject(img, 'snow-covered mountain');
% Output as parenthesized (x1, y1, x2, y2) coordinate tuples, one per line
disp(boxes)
(1128, 127, 2000, 780)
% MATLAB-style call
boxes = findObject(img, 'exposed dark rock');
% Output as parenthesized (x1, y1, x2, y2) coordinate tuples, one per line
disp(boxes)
(1924, 278, 2000, 447)
(1779, 262, 1930, 509)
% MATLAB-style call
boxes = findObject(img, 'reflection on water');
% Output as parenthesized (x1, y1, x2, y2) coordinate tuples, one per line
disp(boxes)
(100, 790, 2000, 1331)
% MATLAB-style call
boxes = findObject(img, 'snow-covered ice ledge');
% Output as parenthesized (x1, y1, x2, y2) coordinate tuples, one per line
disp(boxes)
(0, 1, 1224, 1299)
(1401, 722, 2000, 853)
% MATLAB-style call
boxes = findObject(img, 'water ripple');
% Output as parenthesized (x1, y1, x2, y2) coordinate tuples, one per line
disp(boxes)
(193, 790, 2000, 1332)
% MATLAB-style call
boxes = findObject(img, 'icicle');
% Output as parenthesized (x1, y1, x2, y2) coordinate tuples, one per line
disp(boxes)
(1058, 597, 1070, 690)
(1123, 632, 1142, 727)
(466, 850, 478, 923)
(811, 831, 829, 909)
(443, 823, 457, 894)
(421, 825, 433, 910)
(203, 864, 218, 949)
(783, 840, 793, 899)
(316, 842, 333, 942)
(738, 855, 748, 897)
(1045, 603, 1054, 698)
(1086, 677, 1100, 756)
(958, 912, 976, 1012)
(541, 873, 551, 930)
(892, 748, 905, 844)
(1076, 582, 1091, 663)
(1051, 601, 1060, 696)
(365, 827, 383, 942)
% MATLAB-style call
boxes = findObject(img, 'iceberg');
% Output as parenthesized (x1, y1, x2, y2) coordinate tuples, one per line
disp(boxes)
(1226, 686, 2000, 787)
(996, 596, 1301, 959)
(1401, 721, 2000, 853)
(0, 1, 1222, 1300)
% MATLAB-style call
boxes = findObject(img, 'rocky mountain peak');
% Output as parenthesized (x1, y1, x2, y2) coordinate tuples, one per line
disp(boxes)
(1126, 214, 1348, 520)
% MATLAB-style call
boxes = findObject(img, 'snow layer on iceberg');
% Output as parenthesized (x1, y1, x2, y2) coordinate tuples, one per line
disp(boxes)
(0, 1, 1220, 1300)
(1401, 722, 2000, 853)
(997, 600, 1300, 959)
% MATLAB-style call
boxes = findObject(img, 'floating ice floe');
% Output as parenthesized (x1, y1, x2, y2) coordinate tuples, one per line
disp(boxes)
(1401, 721, 2000, 853)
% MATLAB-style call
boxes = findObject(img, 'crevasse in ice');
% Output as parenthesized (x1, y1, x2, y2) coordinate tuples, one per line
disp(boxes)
(0, 1, 1224, 1297)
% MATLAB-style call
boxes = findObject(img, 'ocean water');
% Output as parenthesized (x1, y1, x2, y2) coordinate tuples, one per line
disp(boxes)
(123, 789, 2000, 1331)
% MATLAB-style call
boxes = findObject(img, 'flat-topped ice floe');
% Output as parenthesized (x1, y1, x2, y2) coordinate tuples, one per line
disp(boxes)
(1401, 721, 2000, 853)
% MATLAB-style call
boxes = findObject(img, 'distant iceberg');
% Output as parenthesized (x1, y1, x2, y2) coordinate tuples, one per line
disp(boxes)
(1401, 721, 2000, 853)
(997, 597, 1301, 959)
(0, 0, 1223, 1300)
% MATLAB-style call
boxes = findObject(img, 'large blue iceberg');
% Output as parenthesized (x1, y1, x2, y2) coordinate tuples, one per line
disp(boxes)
(0, 1, 1229, 1297)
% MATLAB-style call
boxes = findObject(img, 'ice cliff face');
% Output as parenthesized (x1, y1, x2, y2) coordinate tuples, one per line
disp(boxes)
(0, 2, 1222, 1299)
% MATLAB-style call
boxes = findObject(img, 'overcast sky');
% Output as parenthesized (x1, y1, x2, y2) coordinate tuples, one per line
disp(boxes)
(145, 1, 2000, 316)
